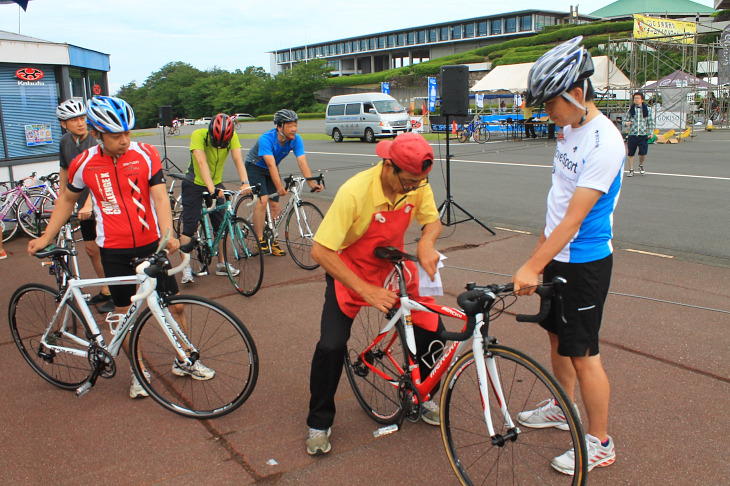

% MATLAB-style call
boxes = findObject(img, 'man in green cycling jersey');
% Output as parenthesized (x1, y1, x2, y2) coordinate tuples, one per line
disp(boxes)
(179, 113, 251, 284)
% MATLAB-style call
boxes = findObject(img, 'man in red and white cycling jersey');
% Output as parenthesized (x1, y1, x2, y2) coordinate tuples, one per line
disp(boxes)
(29, 96, 215, 398)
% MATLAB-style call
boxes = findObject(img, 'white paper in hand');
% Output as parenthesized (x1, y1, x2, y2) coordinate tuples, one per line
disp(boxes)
(418, 252, 446, 296)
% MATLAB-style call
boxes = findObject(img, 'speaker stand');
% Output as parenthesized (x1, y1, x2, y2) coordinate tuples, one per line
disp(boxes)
(438, 115, 495, 235)
(160, 125, 182, 173)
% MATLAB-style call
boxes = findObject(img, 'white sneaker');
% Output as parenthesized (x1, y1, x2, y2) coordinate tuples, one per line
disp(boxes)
(172, 358, 215, 381)
(216, 262, 239, 277)
(551, 434, 616, 475)
(420, 400, 440, 426)
(129, 369, 151, 399)
(517, 398, 577, 431)
(306, 427, 332, 456)
(181, 266, 194, 284)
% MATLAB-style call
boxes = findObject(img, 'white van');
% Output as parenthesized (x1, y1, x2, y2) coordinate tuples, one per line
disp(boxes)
(325, 93, 411, 143)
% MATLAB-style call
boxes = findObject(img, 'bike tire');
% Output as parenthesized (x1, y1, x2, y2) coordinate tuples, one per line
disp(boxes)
(285, 201, 323, 270)
(456, 130, 470, 143)
(223, 217, 264, 296)
(233, 193, 255, 223)
(171, 194, 183, 237)
(16, 194, 54, 238)
(2, 209, 19, 242)
(476, 125, 490, 143)
(8, 283, 92, 390)
(129, 294, 259, 419)
(441, 345, 587, 485)
(344, 306, 407, 424)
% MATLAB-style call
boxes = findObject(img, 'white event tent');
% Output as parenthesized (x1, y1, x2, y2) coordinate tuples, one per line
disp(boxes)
(471, 56, 631, 94)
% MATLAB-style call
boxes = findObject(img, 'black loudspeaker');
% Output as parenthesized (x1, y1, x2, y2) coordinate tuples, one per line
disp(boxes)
(159, 106, 174, 127)
(440, 65, 469, 116)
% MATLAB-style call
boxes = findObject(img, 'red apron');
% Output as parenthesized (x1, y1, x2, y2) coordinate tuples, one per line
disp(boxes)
(334, 203, 438, 331)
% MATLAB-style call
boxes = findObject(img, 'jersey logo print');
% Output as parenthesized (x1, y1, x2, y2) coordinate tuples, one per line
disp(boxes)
(128, 177, 150, 231)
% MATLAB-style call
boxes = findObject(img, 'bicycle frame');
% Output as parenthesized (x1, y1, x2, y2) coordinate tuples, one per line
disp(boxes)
(198, 196, 236, 257)
(40, 263, 194, 370)
(356, 260, 514, 438)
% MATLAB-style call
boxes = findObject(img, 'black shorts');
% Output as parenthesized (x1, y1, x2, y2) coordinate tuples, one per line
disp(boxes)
(79, 219, 96, 242)
(99, 241, 179, 308)
(245, 163, 279, 202)
(540, 254, 613, 357)
(627, 135, 648, 156)
(180, 179, 224, 237)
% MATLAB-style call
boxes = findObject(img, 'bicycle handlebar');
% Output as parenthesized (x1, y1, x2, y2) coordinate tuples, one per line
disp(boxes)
(437, 277, 567, 342)
(131, 238, 194, 303)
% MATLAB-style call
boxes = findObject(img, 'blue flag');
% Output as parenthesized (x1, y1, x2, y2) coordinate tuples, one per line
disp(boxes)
(428, 77, 437, 113)
(9, 0, 29, 10)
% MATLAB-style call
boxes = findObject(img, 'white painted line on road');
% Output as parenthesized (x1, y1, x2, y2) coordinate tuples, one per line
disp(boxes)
(624, 248, 674, 258)
(495, 227, 532, 234)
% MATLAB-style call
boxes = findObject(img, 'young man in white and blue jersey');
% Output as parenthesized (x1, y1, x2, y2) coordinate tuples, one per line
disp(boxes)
(512, 37, 624, 475)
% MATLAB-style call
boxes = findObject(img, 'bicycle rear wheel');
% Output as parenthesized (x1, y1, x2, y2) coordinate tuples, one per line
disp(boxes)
(2, 211, 19, 242)
(344, 306, 406, 424)
(224, 217, 263, 296)
(16, 194, 54, 238)
(130, 295, 259, 419)
(285, 201, 323, 270)
(8, 283, 91, 390)
(171, 194, 183, 237)
(441, 345, 587, 485)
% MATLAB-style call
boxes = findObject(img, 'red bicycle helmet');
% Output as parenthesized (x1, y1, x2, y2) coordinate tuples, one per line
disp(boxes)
(208, 114, 235, 148)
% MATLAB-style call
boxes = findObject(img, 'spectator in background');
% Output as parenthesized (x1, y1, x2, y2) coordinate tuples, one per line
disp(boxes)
(625, 92, 654, 177)
(521, 91, 536, 138)
(500, 99, 506, 112)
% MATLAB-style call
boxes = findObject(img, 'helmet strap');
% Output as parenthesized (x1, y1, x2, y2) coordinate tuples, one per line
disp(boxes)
(561, 81, 588, 126)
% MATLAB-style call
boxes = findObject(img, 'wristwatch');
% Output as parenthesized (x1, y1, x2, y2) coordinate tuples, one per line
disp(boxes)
(241, 180, 249, 184)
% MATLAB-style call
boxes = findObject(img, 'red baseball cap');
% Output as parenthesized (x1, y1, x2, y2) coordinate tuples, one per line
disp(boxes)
(376, 132, 433, 174)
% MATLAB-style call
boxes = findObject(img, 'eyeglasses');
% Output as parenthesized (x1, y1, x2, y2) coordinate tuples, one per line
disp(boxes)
(393, 165, 429, 191)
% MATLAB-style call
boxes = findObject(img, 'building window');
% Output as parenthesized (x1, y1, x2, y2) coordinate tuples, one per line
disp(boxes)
(417, 30, 426, 43)
(478, 21, 488, 36)
(343, 42, 349, 54)
(369, 38, 375, 50)
(428, 29, 438, 42)
(506, 17, 517, 33)
(440, 27, 449, 41)
(464, 23, 474, 38)
(520, 15, 532, 31)
(397, 33, 405, 46)
(491, 19, 502, 35)
(407, 32, 414, 45)
(360, 40, 367, 51)
(451, 25, 461, 39)
(378, 36, 385, 49)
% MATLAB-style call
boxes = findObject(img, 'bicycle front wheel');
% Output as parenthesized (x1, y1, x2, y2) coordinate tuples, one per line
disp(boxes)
(233, 193, 255, 223)
(130, 295, 259, 419)
(8, 284, 91, 390)
(285, 201, 323, 270)
(441, 345, 587, 485)
(2, 211, 19, 242)
(16, 194, 54, 238)
(344, 306, 406, 424)
(171, 194, 183, 237)
(224, 217, 263, 296)
(476, 126, 490, 143)
(456, 129, 470, 143)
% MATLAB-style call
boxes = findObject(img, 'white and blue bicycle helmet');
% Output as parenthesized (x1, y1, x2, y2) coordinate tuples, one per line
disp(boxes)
(56, 98, 87, 120)
(525, 36, 594, 109)
(86, 96, 135, 133)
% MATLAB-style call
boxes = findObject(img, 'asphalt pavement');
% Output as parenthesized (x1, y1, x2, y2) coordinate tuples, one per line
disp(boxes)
(0, 122, 728, 485)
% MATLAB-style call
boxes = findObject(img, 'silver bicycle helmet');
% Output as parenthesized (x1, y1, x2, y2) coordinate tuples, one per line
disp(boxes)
(274, 109, 299, 125)
(525, 36, 594, 108)
(56, 98, 87, 120)
(86, 96, 136, 133)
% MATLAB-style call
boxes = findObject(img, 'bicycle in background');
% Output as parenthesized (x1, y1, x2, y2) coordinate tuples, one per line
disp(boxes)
(344, 246, 587, 485)
(8, 233, 259, 419)
(235, 174, 325, 270)
(457, 116, 490, 143)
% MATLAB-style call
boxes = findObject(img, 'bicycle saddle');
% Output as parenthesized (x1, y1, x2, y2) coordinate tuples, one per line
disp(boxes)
(167, 172, 186, 180)
(35, 245, 73, 259)
(374, 246, 417, 263)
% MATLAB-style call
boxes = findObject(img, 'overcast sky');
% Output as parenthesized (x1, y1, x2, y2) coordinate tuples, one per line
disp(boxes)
(0, 0, 715, 93)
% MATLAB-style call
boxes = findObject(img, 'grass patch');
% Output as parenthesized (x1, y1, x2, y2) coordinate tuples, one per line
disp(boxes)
(131, 132, 157, 138)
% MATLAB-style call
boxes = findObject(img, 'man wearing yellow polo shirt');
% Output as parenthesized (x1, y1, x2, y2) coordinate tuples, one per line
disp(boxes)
(305, 132, 444, 456)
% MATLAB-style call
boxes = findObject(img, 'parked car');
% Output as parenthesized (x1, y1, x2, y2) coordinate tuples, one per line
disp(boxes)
(194, 117, 212, 125)
(183, 118, 195, 126)
(325, 93, 411, 143)
(233, 113, 255, 120)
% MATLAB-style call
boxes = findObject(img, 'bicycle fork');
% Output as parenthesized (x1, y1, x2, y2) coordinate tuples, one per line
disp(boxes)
(471, 314, 519, 446)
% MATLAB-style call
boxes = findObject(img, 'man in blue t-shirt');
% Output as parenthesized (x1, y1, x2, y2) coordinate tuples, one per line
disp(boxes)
(245, 109, 322, 255)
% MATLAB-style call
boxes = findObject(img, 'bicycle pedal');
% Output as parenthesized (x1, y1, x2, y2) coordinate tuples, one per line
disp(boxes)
(75, 382, 92, 398)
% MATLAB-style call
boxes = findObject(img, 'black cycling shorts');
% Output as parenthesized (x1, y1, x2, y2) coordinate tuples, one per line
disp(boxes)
(180, 179, 224, 237)
(79, 219, 96, 242)
(245, 163, 280, 202)
(99, 241, 179, 308)
(540, 254, 613, 357)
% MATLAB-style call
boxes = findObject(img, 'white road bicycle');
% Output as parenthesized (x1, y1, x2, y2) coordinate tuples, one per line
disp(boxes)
(8, 233, 259, 419)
